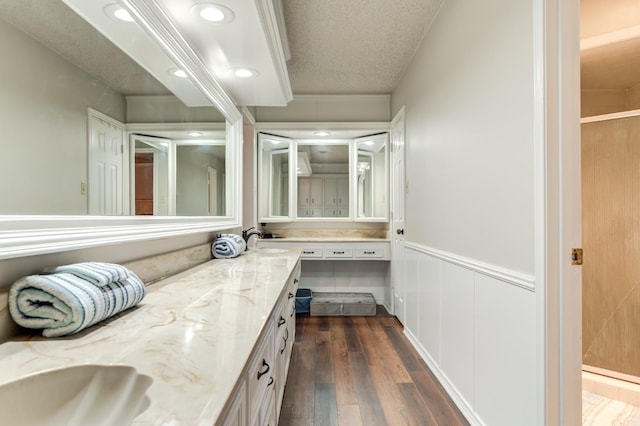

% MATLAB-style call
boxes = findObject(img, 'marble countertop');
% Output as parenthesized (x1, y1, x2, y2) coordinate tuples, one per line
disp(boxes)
(0, 248, 302, 425)
(257, 237, 390, 242)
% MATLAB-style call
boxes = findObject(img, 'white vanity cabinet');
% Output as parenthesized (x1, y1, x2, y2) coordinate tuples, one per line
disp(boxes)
(220, 260, 301, 426)
(257, 240, 390, 261)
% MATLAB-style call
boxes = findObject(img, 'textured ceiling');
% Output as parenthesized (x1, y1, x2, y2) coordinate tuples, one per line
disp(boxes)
(1, 0, 445, 100)
(0, 0, 169, 96)
(282, 0, 445, 94)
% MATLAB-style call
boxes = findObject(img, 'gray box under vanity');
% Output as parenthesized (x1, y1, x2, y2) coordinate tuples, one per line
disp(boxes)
(310, 291, 377, 316)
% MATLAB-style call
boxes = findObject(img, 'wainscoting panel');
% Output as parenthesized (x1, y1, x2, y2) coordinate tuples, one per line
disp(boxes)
(404, 249, 421, 338)
(440, 261, 476, 408)
(474, 273, 536, 425)
(418, 252, 442, 366)
(403, 243, 537, 425)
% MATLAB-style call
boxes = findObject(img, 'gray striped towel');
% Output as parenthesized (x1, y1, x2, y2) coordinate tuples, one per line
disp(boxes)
(8, 270, 146, 337)
(45, 262, 130, 287)
(212, 234, 246, 259)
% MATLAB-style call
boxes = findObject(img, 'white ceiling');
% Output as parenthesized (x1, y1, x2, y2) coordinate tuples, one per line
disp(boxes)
(0, 0, 445, 108)
(282, 0, 445, 94)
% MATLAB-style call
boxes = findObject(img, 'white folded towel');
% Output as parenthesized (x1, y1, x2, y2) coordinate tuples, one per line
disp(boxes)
(45, 262, 130, 287)
(212, 234, 246, 259)
(9, 269, 146, 337)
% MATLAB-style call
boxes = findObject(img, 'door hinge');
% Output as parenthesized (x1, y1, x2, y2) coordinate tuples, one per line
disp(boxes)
(571, 248, 583, 265)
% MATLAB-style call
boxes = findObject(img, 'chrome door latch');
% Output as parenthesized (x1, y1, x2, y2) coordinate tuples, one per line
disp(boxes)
(571, 248, 583, 265)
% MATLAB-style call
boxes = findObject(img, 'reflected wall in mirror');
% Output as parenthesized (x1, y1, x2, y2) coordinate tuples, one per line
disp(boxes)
(297, 143, 350, 218)
(0, 0, 227, 216)
(258, 134, 291, 221)
(355, 134, 388, 219)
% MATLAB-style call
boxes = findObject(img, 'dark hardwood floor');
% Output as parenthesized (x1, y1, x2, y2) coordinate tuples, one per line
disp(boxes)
(279, 307, 469, 426)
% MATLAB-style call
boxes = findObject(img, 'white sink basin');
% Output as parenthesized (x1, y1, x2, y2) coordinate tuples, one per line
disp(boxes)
(0, 364, 153, 426)
(252, 248, 287, 254)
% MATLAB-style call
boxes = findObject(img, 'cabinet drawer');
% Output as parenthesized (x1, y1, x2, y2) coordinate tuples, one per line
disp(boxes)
(301, 248, 322, 258)
(324, 248, 353, 258)
(355, 248, 384, 258)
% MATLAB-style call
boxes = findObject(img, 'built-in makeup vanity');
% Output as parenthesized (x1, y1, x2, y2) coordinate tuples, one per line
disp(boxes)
(254, 124, 392, 308)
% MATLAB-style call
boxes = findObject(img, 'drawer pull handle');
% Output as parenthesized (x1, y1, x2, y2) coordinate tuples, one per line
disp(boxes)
(268, 376, 274, 387)
(278, 316, 286, 327)
(364, 251, 375, 254)
(280, 330, 289, 354)
(303, 251, 314, 254)
(333, 251, 345, 254)
(257, 359, 270, 381)
(288, 292, 294, 299)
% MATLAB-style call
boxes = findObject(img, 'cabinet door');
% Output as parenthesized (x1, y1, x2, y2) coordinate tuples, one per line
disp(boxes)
(297, 178, 311, 206)
(309, 178, 323, 206)
(336, 177, 349, 206)
(220, 381, 247, 426)
(323, 177, 348, 207)
(323, 178, 338, 206)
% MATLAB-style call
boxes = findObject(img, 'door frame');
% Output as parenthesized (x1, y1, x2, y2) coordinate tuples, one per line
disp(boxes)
(539, 0, 582, 424)
(390, 106, 406, 318)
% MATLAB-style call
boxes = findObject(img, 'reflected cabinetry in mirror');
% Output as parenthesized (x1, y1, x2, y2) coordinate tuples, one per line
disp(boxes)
(257, 130, 389, 223)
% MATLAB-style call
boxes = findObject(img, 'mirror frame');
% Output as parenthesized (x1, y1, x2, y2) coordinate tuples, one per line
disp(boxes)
(0, 0, 243, 260)
(255, 122, 390, 224)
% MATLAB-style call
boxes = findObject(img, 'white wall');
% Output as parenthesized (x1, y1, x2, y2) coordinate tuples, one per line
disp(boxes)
(392, 0, 534, 274)
(176, 146, 225, 216)
(0, 19, 125, 215)
(255, 94, 390, 122)
(391, 0, 539, 424)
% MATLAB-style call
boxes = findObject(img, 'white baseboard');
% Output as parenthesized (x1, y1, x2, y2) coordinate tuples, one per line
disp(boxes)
(403, 328, 485, 426)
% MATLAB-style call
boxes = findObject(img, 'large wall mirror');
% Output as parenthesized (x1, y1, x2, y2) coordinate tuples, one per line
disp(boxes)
(257, 126, 389, 223)
(0, 0, 242, 258)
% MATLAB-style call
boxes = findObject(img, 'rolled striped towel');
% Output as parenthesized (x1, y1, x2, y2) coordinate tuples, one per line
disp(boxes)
(212, 234, 246, 259)
(45, 262, 130, 287)
(8, 271, 146, 337)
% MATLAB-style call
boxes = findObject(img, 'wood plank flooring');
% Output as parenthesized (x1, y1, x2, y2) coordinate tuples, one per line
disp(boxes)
(279, 307, 469, 426)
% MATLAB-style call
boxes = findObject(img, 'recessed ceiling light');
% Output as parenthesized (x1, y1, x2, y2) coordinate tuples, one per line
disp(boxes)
(191, 3, 234, 24)
(314, 131, 331, 137)
(103, 4, 135, 22)
(169, 68, 188, 78)
(231, 68, 259, 78)
(188, 131, 204, 137)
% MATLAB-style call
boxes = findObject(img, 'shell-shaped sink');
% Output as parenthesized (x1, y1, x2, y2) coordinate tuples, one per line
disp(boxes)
(0, 364, 153, 426)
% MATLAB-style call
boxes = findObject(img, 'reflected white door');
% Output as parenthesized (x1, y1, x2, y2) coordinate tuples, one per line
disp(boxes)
(88, 109, 125, 215)
(208, 167, 217, 215)
(391, 107, 406, 322)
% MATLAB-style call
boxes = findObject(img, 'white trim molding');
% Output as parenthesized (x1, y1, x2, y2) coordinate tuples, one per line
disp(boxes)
(255, 0, 293, 104)
(0, 216, 236, 260)
(404, 242, 536, 291)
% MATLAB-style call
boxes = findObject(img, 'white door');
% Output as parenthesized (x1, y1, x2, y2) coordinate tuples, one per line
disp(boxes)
(88, 109, 125, 215)
(390, 107, 406, 322)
